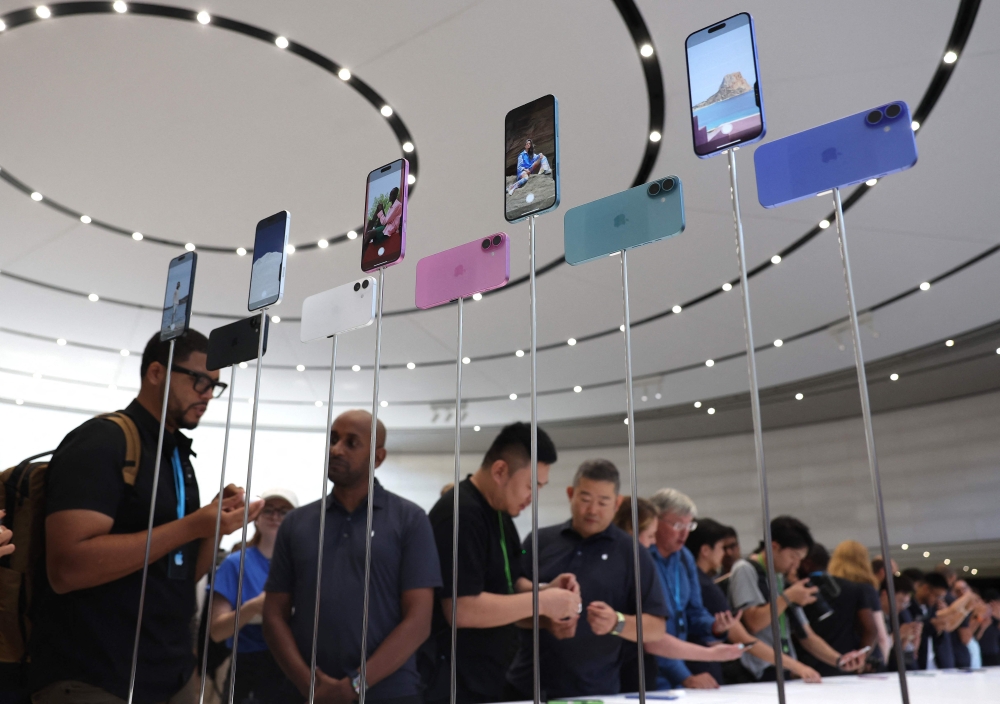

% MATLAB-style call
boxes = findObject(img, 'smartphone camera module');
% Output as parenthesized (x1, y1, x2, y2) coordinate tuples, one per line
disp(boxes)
(884, 103, 902, 119)
(482, 239, 491, 250)
(362, 279, 369, 289)
(354, 282, 361, 292)
(647, 182, 661, 197)
(491, 235, 502, 247)
(866, 109, 884, 126)
(660, 177, 676, 192)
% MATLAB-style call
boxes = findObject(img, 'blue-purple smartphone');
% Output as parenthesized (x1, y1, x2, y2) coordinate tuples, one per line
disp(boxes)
(754, 102, 918, 208)
(685, 13, 766, 158)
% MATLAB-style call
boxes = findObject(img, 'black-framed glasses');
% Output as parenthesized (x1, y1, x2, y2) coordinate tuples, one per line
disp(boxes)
(171, 364, 228, 398)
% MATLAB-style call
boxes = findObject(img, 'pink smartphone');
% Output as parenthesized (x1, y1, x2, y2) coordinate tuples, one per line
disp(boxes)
(361, 158, 408, 271)
(415, 233, 511, 309)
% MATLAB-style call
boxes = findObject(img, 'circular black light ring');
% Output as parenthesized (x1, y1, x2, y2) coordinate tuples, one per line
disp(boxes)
(0, 0, 419, 255)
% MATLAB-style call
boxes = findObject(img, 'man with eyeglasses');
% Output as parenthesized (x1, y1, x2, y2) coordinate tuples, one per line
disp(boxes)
(646, 489, 740, 690)
(30, 330, 262, 704)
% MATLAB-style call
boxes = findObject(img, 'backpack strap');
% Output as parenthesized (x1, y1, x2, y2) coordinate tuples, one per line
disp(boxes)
(97, 413, 142, 486)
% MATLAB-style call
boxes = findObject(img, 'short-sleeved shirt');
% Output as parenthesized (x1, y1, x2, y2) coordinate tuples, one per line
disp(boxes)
(686, 569, 732, 682)
(428, 477, 525, 704)
(29, 400, 202, 703)
(505, 521, 668, 698)
(799, 577, 873, 676)
(211, 547, 270, 652)
(265, 480, 440, 701)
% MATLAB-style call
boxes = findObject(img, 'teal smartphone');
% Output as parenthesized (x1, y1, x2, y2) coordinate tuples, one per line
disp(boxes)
(563, 177, 685, 266)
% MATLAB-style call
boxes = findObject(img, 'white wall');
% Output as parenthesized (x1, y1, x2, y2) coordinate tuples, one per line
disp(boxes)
(3, 390, 999, 551)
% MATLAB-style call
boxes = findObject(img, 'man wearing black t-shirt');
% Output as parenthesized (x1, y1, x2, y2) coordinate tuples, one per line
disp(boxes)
(30, 331, 261, 704)
(426, 423, 580, 704)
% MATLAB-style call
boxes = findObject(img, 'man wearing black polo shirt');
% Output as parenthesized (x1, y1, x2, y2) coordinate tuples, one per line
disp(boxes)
(506, 460, 667, 700)
(427, 423, 580, 704)
(264, 410, 441, 704)
(30, 330, 260, 704)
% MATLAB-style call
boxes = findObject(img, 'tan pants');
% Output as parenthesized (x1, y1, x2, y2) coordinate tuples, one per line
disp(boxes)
(33, 671, 198, 704)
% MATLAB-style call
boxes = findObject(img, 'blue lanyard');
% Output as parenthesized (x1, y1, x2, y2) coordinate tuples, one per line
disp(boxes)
(171, 449, 186, 566)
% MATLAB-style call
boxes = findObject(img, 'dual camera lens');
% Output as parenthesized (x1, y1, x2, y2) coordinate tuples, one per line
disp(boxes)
(353, 279, 370, 292)
(482, 234, 503, 250)
(866, 103, 903, 126)
(647, 177, 676, 197)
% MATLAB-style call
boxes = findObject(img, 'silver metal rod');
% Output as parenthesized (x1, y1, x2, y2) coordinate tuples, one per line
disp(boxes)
(620, 250, 646, 704)
(528, 215, 540, 704)
(197, 364, 238, 704)
(308, 336, 339, 704)
(226, 308, 268, 704)
(127, 338, 175, 704)
(833, 187, 910, 704)
(728, 149, 785, 703)
(449, 297, 464, 704)
(359, 266, 386, 704)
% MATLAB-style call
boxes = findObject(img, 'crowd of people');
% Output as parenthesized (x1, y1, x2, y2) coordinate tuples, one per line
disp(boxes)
(1, 329, 997, 704)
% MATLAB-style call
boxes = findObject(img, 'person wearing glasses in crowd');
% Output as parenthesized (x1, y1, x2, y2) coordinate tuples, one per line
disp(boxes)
(209, 489, 299, 704)
(29, 330, 262, 704)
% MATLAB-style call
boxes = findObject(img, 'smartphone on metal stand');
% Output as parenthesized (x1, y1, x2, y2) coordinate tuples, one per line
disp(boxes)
(362, 159, 408, 271)
(300, 277, 378, 342)
(206, 315, 269, 372)
(504, 95, 559, 222)
(160, 252, 197, 341)
(685, 13, 766, 158)
(415, 233, 511, 309)
(248, 211, 290, 311)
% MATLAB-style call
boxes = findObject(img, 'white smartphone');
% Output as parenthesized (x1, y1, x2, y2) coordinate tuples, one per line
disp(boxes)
(300, 277, 378, 343)
(248, 210, 290, 311)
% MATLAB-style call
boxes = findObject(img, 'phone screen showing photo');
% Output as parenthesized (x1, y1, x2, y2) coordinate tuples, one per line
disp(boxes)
(686, 13, 764, 157)
(248, 212, 288, 310)
(505, 95, 558, 222)
(362, 159, 406, 271)
(161, 253, 196, 340)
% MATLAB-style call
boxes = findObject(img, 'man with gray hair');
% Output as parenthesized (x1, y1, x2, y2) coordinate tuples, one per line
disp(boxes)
(647, 488, 739, 690)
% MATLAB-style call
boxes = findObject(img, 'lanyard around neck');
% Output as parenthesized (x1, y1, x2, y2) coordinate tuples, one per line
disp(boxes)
(756, 554, 790, 652)
(497, 511, 514, 595)
(170, 448, 186, 520)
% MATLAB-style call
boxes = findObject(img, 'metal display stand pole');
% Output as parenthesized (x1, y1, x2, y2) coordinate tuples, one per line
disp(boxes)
(359, 266, 386, 704)
(226, 308, 269, 704)
(127, 339, 176, 704)
(619, 249, 646, 704)
(727, 149, 786, 704)
(527, 215, 541, 704)
(449, 296, 464, 704)
(197, 365, 238, 704)
(832, 187, 910, 704)
(307, 336, 340, 704)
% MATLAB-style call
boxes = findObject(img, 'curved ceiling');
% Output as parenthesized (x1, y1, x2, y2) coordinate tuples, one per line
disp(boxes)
(1, 0, 998, 436)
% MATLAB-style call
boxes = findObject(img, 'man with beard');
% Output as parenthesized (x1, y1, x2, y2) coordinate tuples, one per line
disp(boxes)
(264, 410, 441, 704)
(31, 330, 260, 704)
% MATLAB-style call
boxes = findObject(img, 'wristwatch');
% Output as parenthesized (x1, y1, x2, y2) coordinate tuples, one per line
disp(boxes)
(610, 611, 626, 636)
(350, 672, 362, 695)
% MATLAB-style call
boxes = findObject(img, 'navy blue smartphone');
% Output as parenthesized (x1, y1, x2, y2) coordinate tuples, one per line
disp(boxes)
(563, 176, 685, 266)
(685, 13, 766, 158)
(505, 95, 559, 222)
(206, 315, 269, 371)
(754, 101, 918, 208)
(248, 211, 290, 311)
(160, 252, 197, 341)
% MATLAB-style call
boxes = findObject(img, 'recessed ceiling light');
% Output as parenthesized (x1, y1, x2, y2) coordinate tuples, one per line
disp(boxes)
(639, 43, 654, 57)
(567, 338, 577, 346)
(462, 357, 470, 364)
(296, 364, 305, 372)
(672, 305, 682, 314)
(0, 20, 6, 30)
(890, 373, 899, 381)
(515, 350, 524, 358)
(474, 425, 481, 431)
(381, 105, 393, 117)
(317, 239, 328, 248)
(315, 400, 323, 407)
(707, 407, 716, 415)
(795, 392, 804, 400)
(623, 418, 629, 424)
(15, 399, 23, 405)
(819, 219, 830, 229)
(236, 247, 247, 256)
(971, 568, 978, 575)
(113, 1, 127, 12)
(132, 232, 143, 241)
(649, 131, 661, 143)
(573, 385, 582, 393)
(655, 393, 661, 399)
(472, 293, 483, 301)
(943, 558, 951, 565)
(120, 349, 129, 357)
(919, 281, 930, 291)
(275, 36, 289, 49)
(88, 293, 99, 302)
(901, 543, 908, 550)
(196, 10, 210, 24)
(943, 50, 958, 64)
(30, 191, 43, 201)
(352, 364, 361, 372)
(911, 120, 920, 131)
(705, 359, 714, 367)
(56, 338, 66, 346)
(347, 230, 358, 240)
(185, 243, 196, 251)
(402, 141, 414, 153)
(641, 395, 648, 402)
(865, 178, 878, 187)
(338, 68, 351, 80)
(407, 174, 416, 185)
(945, 339, 954, 347)
(771, 255, 782, 264)
(380, 400, 388, 408)
(722, 282, 732, 292)
(694, 401, 702, 408)
(620, 325, 625, 332)
(285, 244, 295, 254)
(239, 362, 247, 369)
(406, 362, 416, 370)
(271, 315, 280, 323)
(80, 215, 92, 224)
(996, 347, 1000, 355)
(774, 339, 783, 347)
(35, 6, 51, 19)
(923, 551, 930, 558)
(509, 393, 517, 400)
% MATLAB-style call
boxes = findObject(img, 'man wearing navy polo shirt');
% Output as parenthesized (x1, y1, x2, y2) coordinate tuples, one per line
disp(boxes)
(506, 460, 667, 699)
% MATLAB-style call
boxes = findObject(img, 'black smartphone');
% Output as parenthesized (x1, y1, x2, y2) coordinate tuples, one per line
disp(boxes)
(206, 315, 269, 372)
(248, 211, 290, 311)
(160, 252, 197, 341)
(504, 94, 559, 222)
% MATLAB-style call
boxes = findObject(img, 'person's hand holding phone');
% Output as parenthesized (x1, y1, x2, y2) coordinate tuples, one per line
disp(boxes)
(837, 648, 869, 673)
(784, 578, 819, 606)
(712, 609, 742, 635)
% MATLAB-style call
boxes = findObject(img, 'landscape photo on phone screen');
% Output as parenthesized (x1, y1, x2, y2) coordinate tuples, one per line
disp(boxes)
(161, 257, 193, 335)
(249, 217, 285, 308)
(362, 162, 404, 269)
(688, 15, 762, 155)
(505, 96, 556, 220)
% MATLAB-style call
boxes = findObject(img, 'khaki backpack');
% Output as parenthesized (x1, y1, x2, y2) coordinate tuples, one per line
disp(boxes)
(0, 412, 142, 664)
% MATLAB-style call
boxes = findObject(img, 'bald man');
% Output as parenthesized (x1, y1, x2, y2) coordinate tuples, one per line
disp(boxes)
(264, 410, 442, 704)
